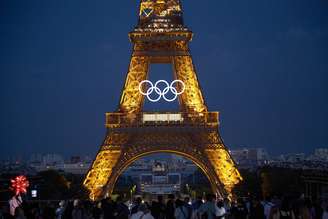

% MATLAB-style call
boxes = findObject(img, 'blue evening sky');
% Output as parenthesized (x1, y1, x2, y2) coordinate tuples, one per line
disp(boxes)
(0, 0, 327, 159)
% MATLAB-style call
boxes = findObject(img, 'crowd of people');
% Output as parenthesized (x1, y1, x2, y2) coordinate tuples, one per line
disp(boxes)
(1, 194, 328, 219)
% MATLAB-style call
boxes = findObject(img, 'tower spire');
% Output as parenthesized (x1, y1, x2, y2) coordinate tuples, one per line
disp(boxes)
(138, 0, 184, 30)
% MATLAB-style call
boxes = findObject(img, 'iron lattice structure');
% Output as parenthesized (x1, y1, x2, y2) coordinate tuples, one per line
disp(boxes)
(83, 0, 242, 200)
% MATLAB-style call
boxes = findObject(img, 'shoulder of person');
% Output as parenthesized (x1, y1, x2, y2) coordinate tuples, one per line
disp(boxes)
(131, 211, 142, 219)
(145, 213, 154, 219)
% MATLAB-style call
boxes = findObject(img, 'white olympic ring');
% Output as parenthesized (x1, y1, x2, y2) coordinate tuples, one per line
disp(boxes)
(139, 80, 185, 102)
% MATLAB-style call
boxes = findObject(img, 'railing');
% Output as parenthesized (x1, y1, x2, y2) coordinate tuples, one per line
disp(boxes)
(105, 112, 219, 128)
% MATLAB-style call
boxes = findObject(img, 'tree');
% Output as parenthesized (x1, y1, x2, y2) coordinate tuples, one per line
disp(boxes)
(233, 169, 262, 198)
(37, 170, 70, 200)
(259, 167, 303, 198)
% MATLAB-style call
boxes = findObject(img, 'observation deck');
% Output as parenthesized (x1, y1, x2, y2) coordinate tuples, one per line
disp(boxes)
(105, 112, 219, 129)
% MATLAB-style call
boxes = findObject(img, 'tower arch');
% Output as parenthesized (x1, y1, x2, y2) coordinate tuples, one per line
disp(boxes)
(105, 150, 224, 198)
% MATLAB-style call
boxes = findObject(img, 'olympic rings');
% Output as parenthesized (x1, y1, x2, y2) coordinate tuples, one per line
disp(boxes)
(138, 80, 185, 102)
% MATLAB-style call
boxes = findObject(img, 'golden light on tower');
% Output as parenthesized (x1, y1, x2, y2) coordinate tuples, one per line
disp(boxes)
(83, 0, 242, 201)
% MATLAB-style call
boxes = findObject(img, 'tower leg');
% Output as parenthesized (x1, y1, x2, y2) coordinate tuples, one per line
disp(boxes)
(83, 148, 121, 200)
(205, 147, 242, 198)
(173, 56, 207, 113)
(119, 56, 150, 113)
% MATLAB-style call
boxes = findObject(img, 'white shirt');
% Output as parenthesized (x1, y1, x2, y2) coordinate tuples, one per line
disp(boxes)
(215, 206, 226, 219)
(131, 211, 154, 219)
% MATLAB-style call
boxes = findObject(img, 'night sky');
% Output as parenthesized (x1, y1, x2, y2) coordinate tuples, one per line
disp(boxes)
(1, 0, 327, 159)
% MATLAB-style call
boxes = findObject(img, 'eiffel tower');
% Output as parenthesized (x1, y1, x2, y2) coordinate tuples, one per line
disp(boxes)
(83, 0, 242, 200)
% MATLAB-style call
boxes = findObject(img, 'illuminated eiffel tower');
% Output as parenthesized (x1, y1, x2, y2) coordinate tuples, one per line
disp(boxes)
(83, 0, 242, 200)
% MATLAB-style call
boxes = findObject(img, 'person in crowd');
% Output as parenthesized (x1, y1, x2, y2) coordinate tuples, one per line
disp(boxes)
(14, 207, 26, 219)
(92, 202, 103, 219)
(62, 200, 74, 219)
(293, 199, 311, 219)
(262, 196, 275, 219)
(131, 197, 143, 215)
(113, 196, 129, 219)
(191, 196, 203, 219)
(192, 196, 203, 210)
(323, 201, 328, 219)
(83, 201, 95, 219)
(166, 194, 176, 219)
(290, 196, 311, 219)
(197, 194, 217, 219)
(102, 197, 116, 219)
(0, 204, 14, 219)
(244, 197, 251, 214)
(249, 197, 265, 219)
(72, 199, 84, 219)
(304, 198, 314, 219)
(222, 198, 231, 217)
(230, 198, 248, 219)
(9, 195, 23, 217)
(215, 200, 226, 219)
(312, 199, 323, 219)
(44, 202, 56, 219)
(183, 197, 192, 219)
(150, 195, 166, 219)
(25, 203, 41, 219)
(144, 201, 152, 212)
(309, 201, 316, 219)
(131, 204, 154, 219)
(271, 197, 295, 219)
(174, 199, 189, 219)
(56, 201, 66, 219)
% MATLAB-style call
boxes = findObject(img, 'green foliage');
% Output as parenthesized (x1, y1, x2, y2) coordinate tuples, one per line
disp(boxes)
(259, 167, 303, 198)
(233, 167, 304, 199)
(37, 170, 87, 200)
(233, 169, 262, 198)
(37, 170, 70, 199)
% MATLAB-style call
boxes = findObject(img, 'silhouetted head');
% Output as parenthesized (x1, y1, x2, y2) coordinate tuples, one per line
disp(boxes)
(168, 194, 175, 200)
(136, 197, 142, 205)
(184, 197, 190, 203)
(237, 198, 245, 206)
(206, 194, 215, 202)
(59, 200, 65, 207)
(138, 204, 149, 213)
(175, 199, 184, 208)
(73, 199, 79, 207)
(217, 201, 224, 208)
(157, 195, 163, 203)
